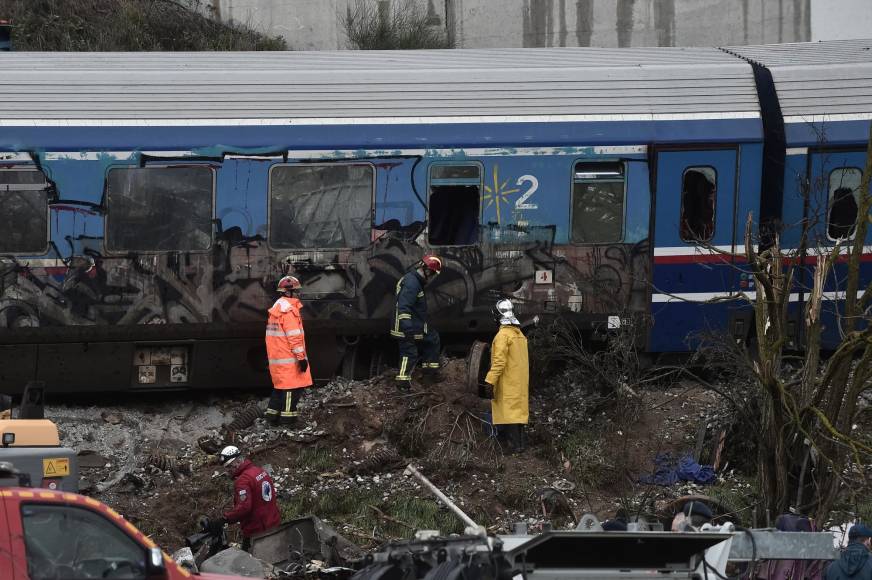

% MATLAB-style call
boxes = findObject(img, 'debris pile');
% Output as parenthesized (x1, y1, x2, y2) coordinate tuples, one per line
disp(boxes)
(45, 358, 752, 555)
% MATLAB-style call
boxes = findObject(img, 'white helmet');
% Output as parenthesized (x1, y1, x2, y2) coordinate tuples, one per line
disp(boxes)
(494, 299, 520, 325)
(219, 445, 241, 467)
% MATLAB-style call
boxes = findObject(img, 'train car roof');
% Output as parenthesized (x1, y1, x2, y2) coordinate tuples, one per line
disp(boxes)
(727, 39, 872, 120)
(0, 47, 759, 122)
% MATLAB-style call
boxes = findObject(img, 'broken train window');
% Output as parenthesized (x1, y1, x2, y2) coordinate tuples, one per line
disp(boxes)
(828, 167, 861, 240)
(0, 167, 50, 254)
(679, 166, 717, 243)
(269, 164, 374, 249)
(571, 161, 625, 244)
(105, 166, 214, 252)
(428, 163, 480, 246)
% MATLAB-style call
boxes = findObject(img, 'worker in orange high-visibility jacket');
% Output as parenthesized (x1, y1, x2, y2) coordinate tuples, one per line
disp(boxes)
(264, 275, 312, 427)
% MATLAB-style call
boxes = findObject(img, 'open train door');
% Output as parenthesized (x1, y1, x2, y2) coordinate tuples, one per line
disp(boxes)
(805, 148, 872, 349)
(650, 147, 739, 353)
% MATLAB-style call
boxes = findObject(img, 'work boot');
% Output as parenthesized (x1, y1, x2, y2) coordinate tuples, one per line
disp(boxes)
(510, 425, 526, 454)
(279, 416, 298, 429)
(502, 424, 525, 455)
(395, 379, 412, 392)
(421, 367, 442, 386)
(265, 413, 280, 427)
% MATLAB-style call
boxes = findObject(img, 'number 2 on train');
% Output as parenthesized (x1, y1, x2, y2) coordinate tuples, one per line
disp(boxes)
(515, 175, 539, 210)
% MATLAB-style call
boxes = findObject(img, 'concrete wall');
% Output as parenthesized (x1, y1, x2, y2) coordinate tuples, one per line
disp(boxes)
(210, 0, 824, 51)
(811, 0, 872, 41)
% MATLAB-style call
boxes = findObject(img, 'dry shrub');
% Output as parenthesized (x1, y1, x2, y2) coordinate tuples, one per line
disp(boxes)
(341, 0, 453, 50)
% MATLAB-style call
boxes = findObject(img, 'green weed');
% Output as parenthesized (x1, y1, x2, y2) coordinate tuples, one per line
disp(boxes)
(280, 489, 482, 542)
(705, 475, 759, 526)
(295, 445, 336, 472)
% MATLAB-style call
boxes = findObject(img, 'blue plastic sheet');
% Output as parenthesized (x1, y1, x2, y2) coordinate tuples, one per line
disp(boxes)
(640, 453, 717, 486)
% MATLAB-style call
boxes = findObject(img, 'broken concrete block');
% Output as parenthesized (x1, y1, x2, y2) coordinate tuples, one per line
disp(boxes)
(172, 547, 197, 573)
(200, 547, 272, 578)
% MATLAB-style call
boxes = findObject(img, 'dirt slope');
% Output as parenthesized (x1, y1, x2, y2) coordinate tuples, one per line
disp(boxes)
(54, 359, 735, 552)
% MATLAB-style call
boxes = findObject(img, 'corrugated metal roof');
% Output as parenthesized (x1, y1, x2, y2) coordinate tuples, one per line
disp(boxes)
(726, 39, 872, 118)
(0, 47, 758, 121)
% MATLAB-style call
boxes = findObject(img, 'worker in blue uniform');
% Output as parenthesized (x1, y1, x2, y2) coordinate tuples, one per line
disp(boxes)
(390, 254, 442, 391)
(826, 524, 872, 580)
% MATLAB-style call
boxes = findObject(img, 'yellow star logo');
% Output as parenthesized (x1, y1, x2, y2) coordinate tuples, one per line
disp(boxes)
(481, 165, 519, 225)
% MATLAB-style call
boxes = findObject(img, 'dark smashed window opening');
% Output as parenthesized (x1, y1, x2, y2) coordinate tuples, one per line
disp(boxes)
(571, 161, 624, 244)
(828, 167, 861, 240)
(106, 166, 213, 252)
(429, 164, 480, 246)
(0, 168, 49, 254)
(270, 164, 374, 249)
(680, 167, 717, 243)
(21, 503, 147, 579)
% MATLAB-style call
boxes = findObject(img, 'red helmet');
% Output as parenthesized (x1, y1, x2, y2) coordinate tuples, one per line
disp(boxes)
(421, 254, 442, 274)
(277, 275, 301, 293)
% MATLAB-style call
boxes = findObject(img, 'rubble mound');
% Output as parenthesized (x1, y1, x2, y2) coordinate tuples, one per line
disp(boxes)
(48, 358, 737, 553)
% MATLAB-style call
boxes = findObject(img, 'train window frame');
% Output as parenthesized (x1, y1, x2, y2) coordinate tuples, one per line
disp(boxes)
(679, 165, 718, 244)
(266, 162, 376, 251)
(427, 161, 483, 247)
(0, 166, 51, 256)
(826, 166, 862, 242)
(21, 502, 148, 580)
(103, 164, 216, 255)
(569, 160, 627, 245)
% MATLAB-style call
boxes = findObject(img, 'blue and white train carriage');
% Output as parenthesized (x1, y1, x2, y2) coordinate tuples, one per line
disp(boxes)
(0, 41, 870, 392)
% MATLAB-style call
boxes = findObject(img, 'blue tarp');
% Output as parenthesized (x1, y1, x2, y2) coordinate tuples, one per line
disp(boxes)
(640, 453, 717, 486)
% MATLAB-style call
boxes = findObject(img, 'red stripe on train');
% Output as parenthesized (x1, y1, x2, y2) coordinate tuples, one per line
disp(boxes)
(653, 254, 746, 265)
(656, 253, 872, 265)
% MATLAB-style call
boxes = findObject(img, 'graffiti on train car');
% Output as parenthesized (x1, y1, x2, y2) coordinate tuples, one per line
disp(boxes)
(0, 149, 651, 336)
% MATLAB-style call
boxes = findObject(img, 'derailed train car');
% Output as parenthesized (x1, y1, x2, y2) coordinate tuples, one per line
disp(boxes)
(0, 41, 870, 392)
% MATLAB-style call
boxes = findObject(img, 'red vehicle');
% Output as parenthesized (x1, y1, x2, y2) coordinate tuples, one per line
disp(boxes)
(0, 485, 248, 579)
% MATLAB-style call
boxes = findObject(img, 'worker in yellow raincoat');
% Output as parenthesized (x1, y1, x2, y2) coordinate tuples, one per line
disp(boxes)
(483, 299, 529, 453)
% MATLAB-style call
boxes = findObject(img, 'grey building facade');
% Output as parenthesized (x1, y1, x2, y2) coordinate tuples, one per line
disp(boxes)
(205, 0, 838, 51)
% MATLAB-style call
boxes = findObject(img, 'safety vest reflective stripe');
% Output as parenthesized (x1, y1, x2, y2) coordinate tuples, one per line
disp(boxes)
(397, 314, 411, 320)
(269, 358, 298, 365)
(291, 346, 305, 354)
(265, 329, 304, 337)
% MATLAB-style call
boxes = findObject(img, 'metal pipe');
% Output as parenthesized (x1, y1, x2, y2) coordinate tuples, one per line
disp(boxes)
(404, 464, 483, 535)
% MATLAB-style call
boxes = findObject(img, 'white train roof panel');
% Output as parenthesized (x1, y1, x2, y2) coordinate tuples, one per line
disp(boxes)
(726, 39, 872, 118)
(0, 47, 759, 121)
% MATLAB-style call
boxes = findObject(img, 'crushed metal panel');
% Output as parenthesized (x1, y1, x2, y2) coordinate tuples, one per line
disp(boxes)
(250, 516, 363, 567)
(728, 531, 837, 561)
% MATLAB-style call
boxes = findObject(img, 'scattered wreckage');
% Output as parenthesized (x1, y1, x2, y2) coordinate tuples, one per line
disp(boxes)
(175, 464, 839, 580)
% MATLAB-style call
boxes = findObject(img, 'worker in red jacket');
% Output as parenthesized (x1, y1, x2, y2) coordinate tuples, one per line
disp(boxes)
(215, 445, 281, 551)
(265, 275, 313, 427)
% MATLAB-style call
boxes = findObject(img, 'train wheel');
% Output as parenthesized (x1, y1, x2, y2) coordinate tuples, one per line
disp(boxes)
(340, 340, 388, 381)
(466, 340, 490, 397)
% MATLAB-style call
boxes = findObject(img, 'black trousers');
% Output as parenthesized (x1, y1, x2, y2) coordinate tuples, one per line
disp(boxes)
(498, 423, 526, 452)
(395, 329, 440, 381)
(265, 388, 305, 424)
